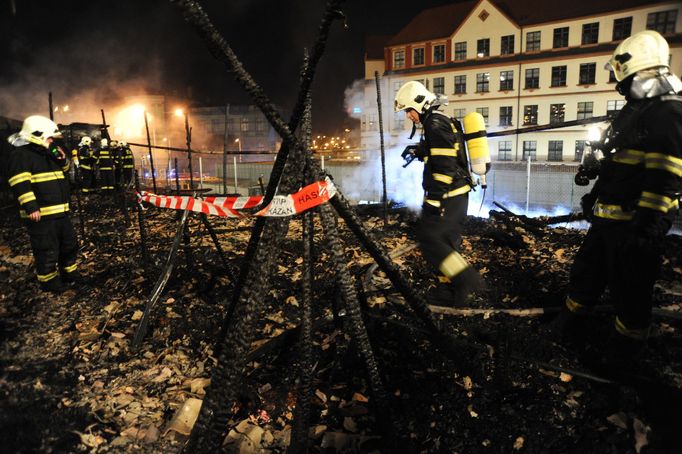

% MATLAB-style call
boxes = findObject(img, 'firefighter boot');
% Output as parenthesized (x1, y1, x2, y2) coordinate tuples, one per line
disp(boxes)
(544, 307, 590, 347)
(62, 269, 83, 284)
(426, 282, 456, 306)
(41, 276, 66, 294)
(596, 332, 653, 380)
(448, 267, 485, 307)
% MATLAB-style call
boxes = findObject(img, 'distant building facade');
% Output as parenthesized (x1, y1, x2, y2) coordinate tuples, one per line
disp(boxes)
(361, 0, 682, 162)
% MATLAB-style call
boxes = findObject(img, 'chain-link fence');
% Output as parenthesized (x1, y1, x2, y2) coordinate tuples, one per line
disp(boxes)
(135, 153, 681, 230)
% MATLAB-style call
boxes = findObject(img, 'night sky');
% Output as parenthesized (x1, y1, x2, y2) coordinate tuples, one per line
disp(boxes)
(0, 0, 460, 133)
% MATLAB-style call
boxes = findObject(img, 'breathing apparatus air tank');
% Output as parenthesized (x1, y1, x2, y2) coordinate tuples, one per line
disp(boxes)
(462, 112, 491, 188)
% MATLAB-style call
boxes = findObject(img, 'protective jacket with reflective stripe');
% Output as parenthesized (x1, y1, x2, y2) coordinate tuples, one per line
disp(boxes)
(594, 95, 682, 224)
(418, 109, 470, 204)
(7, 143, 71, 219)
(96, 146, 113, 170)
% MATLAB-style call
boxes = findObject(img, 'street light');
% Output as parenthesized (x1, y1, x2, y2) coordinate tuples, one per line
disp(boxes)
(235, 137, 242, 162)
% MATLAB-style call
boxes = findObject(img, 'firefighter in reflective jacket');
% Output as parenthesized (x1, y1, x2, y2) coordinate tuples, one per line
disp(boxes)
(395, 81, 484, 306)
(554, 31, 682, 358)
(97, 137, 115, 193)
(77, 136, 97, 193)
(119, 141, 134, 186)
(6, 115, 80, 293)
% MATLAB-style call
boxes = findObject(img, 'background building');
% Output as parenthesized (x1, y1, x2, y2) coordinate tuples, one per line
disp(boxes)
(361, 0, 682, 162)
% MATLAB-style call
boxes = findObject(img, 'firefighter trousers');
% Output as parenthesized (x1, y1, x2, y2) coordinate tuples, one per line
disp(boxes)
(416, 194, 469, 277)
(26, 216, 78, 283)
(80, 167, 97, 192)
(100, 169, 115, 191)
(568, 221, 662, 335)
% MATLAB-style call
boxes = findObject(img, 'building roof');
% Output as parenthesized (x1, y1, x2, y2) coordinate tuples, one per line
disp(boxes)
(497, 0, 666, 26)
(387, 1, 477, 46)
(386, 0, 667, 46)
(365, 35, 392, 60)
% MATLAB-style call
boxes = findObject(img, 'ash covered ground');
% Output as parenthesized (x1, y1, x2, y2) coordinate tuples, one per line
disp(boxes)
(1, 197, 681, 453)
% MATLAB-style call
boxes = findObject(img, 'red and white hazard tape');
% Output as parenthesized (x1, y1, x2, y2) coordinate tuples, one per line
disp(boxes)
(138, 177, 337, 218)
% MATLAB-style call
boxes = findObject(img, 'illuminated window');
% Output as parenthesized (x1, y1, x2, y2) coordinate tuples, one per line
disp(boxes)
(523, 105, 538, 125)
(550, 103, 565, 124)
(477, 38, 490, 57)
(499, 70, 513, 90)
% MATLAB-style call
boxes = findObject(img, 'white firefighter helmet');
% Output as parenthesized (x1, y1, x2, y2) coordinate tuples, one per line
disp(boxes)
(17, 115, 62, 148)
(110, 139, 119, 147)
(394, 81, 437, 113)
(101, 138, 108, 147)
(606, 30, 670, 81)
(79, 136, 92, 147)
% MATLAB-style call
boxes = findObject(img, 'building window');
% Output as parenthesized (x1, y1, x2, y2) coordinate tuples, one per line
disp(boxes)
(579, 63, 596, 84)
(525, 68, 539, 89)
(553, 27, 569, 48)
(582, 22, 599, 45)
(454, 42, 467, 60)
(501, 35, 515, 55)
(393, 111, 405, 131)
(613, 17, 632, 40)
(255, 116, 267, 132)
(523, 105, 538, 125)
(368, 113, 377, 131)
(575, 140, 586, 161)
(548, 140, 564, 161)
(393, 50, 405, 69)
(550, 103, 565, 124)
(523, 141, 537, 161)
(476, 107, 489, 126)
(647, 10, 677, 34)
(454, 75, 466, 94)
(499, 106, 513, 126)
(240, 117, 250, 132)
(433, 44, 445, 63)
(498, 141, 512, 161)
(608, 70, 617, 83)
(453, 108, 466, 119)
(607, 99, 626, 116)
(433, 77, 445, 95)
(551, 66, 567, 86)
(500, 70, 514, 90)
(526, 31, 541, 51)
(413, 48, 424, 65)
(476, 72, 490, 92)
(577, 101, 593, 119)
(477, 38, 490, 57)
